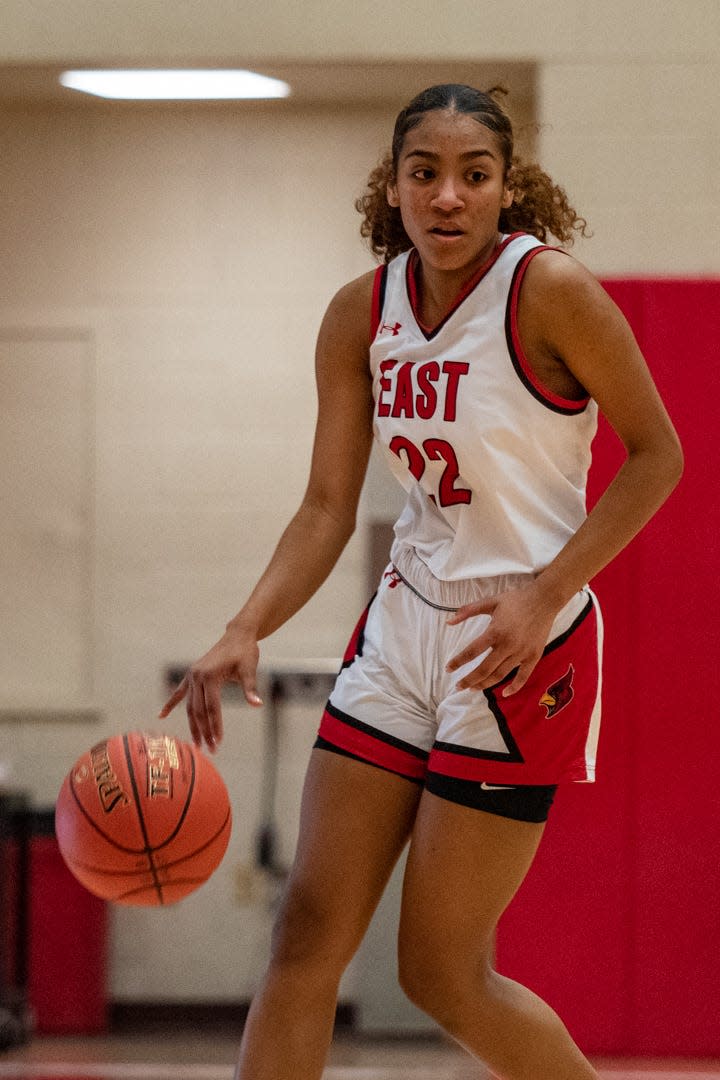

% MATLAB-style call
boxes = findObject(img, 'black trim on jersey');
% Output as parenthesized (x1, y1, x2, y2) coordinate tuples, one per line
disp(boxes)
(504, 249, 591, 416)
(314, 736, 424, 785)
(377, 265, 388, 324)
(371, 265, 389, 341)
(323, 700, 429, 760)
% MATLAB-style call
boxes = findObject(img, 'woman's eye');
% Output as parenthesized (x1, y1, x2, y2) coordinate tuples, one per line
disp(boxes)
(469, 170, 487, 183)
(412, 168, 434, 181)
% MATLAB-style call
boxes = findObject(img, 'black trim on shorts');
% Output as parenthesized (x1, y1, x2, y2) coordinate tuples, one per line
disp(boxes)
(426, 771, 557, 823)
(313, 736, 424, 785)
(432, 595, 594, 767)
(314, 736, 556, 819)
(542, 593, 593, 655)
(490, 593, 594, 688)
(433, 702, 525, 764)
(323, 700, 429, 760)
(340, 592, 376, 671)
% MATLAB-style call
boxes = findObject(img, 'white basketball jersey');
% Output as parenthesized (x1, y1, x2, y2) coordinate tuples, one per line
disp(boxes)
(370, 232, 598, 582)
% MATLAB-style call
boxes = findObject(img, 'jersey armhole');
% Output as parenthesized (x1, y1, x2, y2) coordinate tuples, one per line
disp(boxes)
(506, 247, 591, 416)
(370, 264, 388, 344)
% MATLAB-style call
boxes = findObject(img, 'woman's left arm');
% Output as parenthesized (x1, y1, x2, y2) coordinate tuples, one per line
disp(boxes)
(447, 252, 684, 695)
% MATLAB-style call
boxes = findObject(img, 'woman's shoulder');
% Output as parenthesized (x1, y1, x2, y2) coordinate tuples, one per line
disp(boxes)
(521, 243, 599, 290)
(518, 244, 638, 369)
(315, 267, 381, 367)
(519, 245, 611, 323)
(329, 267, 379, 310)
(320, 267, 379, 345)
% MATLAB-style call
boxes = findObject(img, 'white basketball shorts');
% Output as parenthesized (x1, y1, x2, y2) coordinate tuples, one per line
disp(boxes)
(316, 555, 603, 815)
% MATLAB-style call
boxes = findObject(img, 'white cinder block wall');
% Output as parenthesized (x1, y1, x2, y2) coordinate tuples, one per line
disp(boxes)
(0, 0, 718, 1004)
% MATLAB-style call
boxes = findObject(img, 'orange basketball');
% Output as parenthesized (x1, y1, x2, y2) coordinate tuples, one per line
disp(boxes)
(55, 731, 232, 906)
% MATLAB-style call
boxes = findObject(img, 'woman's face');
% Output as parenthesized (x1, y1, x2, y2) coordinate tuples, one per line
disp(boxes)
(387, 109, 514, 277)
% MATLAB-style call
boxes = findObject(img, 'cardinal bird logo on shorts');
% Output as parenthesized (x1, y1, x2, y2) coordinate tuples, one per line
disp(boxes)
(539, 665, 575, 718)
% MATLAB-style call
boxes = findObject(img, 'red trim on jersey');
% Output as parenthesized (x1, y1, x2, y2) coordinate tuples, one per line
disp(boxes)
(407, 232, 524, 340)
(318, 707, 428, 781)
(508, 247, 591, 414)
(370, 264, 387, 342)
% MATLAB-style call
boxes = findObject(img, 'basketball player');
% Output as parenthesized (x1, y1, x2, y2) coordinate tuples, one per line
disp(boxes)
(161, 85, 683, 1080)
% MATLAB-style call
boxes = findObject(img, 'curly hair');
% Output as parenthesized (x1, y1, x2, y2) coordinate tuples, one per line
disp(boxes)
(356, 83, 589, 263)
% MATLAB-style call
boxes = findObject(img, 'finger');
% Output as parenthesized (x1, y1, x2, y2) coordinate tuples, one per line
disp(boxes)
(184, 685, 202, 749)
(242, 675, 263, 707)
(446, 598, 497, 626)
(237, 652, 263, 707)
(501, 656, 541, 697)
(458, 656, 516, 692)
(202, 681, 224, 752)
(158, 677, 188, 718)
(187, 710, 202, 749)
(187, 674, 211, 750)
(446, 636, 492, 673)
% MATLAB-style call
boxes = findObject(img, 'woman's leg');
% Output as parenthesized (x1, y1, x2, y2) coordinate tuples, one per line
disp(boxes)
(398, 791, 598, 1080)
(236, 748, 422, 1080)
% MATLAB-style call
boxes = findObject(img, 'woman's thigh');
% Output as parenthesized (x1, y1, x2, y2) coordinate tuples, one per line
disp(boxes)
(271, 747, 423, 969)
(398, 789, 546, 981)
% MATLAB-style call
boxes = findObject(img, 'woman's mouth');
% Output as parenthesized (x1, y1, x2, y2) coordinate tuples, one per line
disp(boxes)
(429, 225, 464, 238)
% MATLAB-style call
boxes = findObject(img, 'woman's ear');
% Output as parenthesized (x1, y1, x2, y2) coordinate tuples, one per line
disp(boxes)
(502, 165, 516, 209)
(387, 178, 400, 208)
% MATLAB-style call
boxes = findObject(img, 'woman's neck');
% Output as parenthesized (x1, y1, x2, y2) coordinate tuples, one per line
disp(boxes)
(412, 234, 504, 329)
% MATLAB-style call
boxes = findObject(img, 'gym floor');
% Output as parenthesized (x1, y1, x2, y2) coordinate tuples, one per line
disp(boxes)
(2, 1034, 720, 1080)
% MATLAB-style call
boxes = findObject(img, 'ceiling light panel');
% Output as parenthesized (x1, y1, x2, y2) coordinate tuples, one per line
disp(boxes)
(59, 69, 291, 100)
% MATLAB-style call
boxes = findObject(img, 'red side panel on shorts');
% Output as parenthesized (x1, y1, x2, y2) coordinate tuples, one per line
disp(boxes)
(340, 595, 374, 668)
(318, 704, 427, 781)
(429, 600, 600, 786)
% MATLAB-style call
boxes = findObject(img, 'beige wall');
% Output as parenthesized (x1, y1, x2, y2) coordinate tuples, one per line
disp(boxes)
(0, 0, 717, 64)
(0, 103, 402, 999)
(0, 0, 718, 1002)
(539, 60, 719, 274)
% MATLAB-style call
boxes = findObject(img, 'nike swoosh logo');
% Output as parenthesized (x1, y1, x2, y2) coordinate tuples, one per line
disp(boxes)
(480, 782, 517, 791)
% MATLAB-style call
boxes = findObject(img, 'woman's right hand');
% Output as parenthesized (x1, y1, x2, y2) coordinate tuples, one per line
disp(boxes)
(158, 627, 263, 753)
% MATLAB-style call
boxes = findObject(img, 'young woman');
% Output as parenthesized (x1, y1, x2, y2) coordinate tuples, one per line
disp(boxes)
(161, 84, 683, 1080)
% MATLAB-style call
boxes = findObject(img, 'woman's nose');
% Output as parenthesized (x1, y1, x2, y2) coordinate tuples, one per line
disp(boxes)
(431, 177, 464, 210)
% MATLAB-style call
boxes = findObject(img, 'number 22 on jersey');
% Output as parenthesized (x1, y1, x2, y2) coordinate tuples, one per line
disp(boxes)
(389, 435, 472, 508)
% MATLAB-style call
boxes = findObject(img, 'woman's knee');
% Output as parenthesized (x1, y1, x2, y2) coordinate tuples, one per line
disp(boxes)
(397, 935, 494, 1024)
(268, 877, 364, 975)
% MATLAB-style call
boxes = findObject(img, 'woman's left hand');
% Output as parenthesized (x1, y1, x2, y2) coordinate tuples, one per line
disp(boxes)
(445, 583, 559, 696)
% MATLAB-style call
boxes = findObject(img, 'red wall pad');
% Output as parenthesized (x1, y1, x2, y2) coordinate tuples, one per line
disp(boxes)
(30, 834, 107, 1034)
(495, 279, 720, 1056)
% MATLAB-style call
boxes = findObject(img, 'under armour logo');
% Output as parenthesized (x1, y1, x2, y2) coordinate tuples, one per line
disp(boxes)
(380, 321, 402, 336)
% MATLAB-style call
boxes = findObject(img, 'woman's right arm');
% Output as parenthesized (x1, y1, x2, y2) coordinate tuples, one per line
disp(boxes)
(160, 271, 376, 751)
